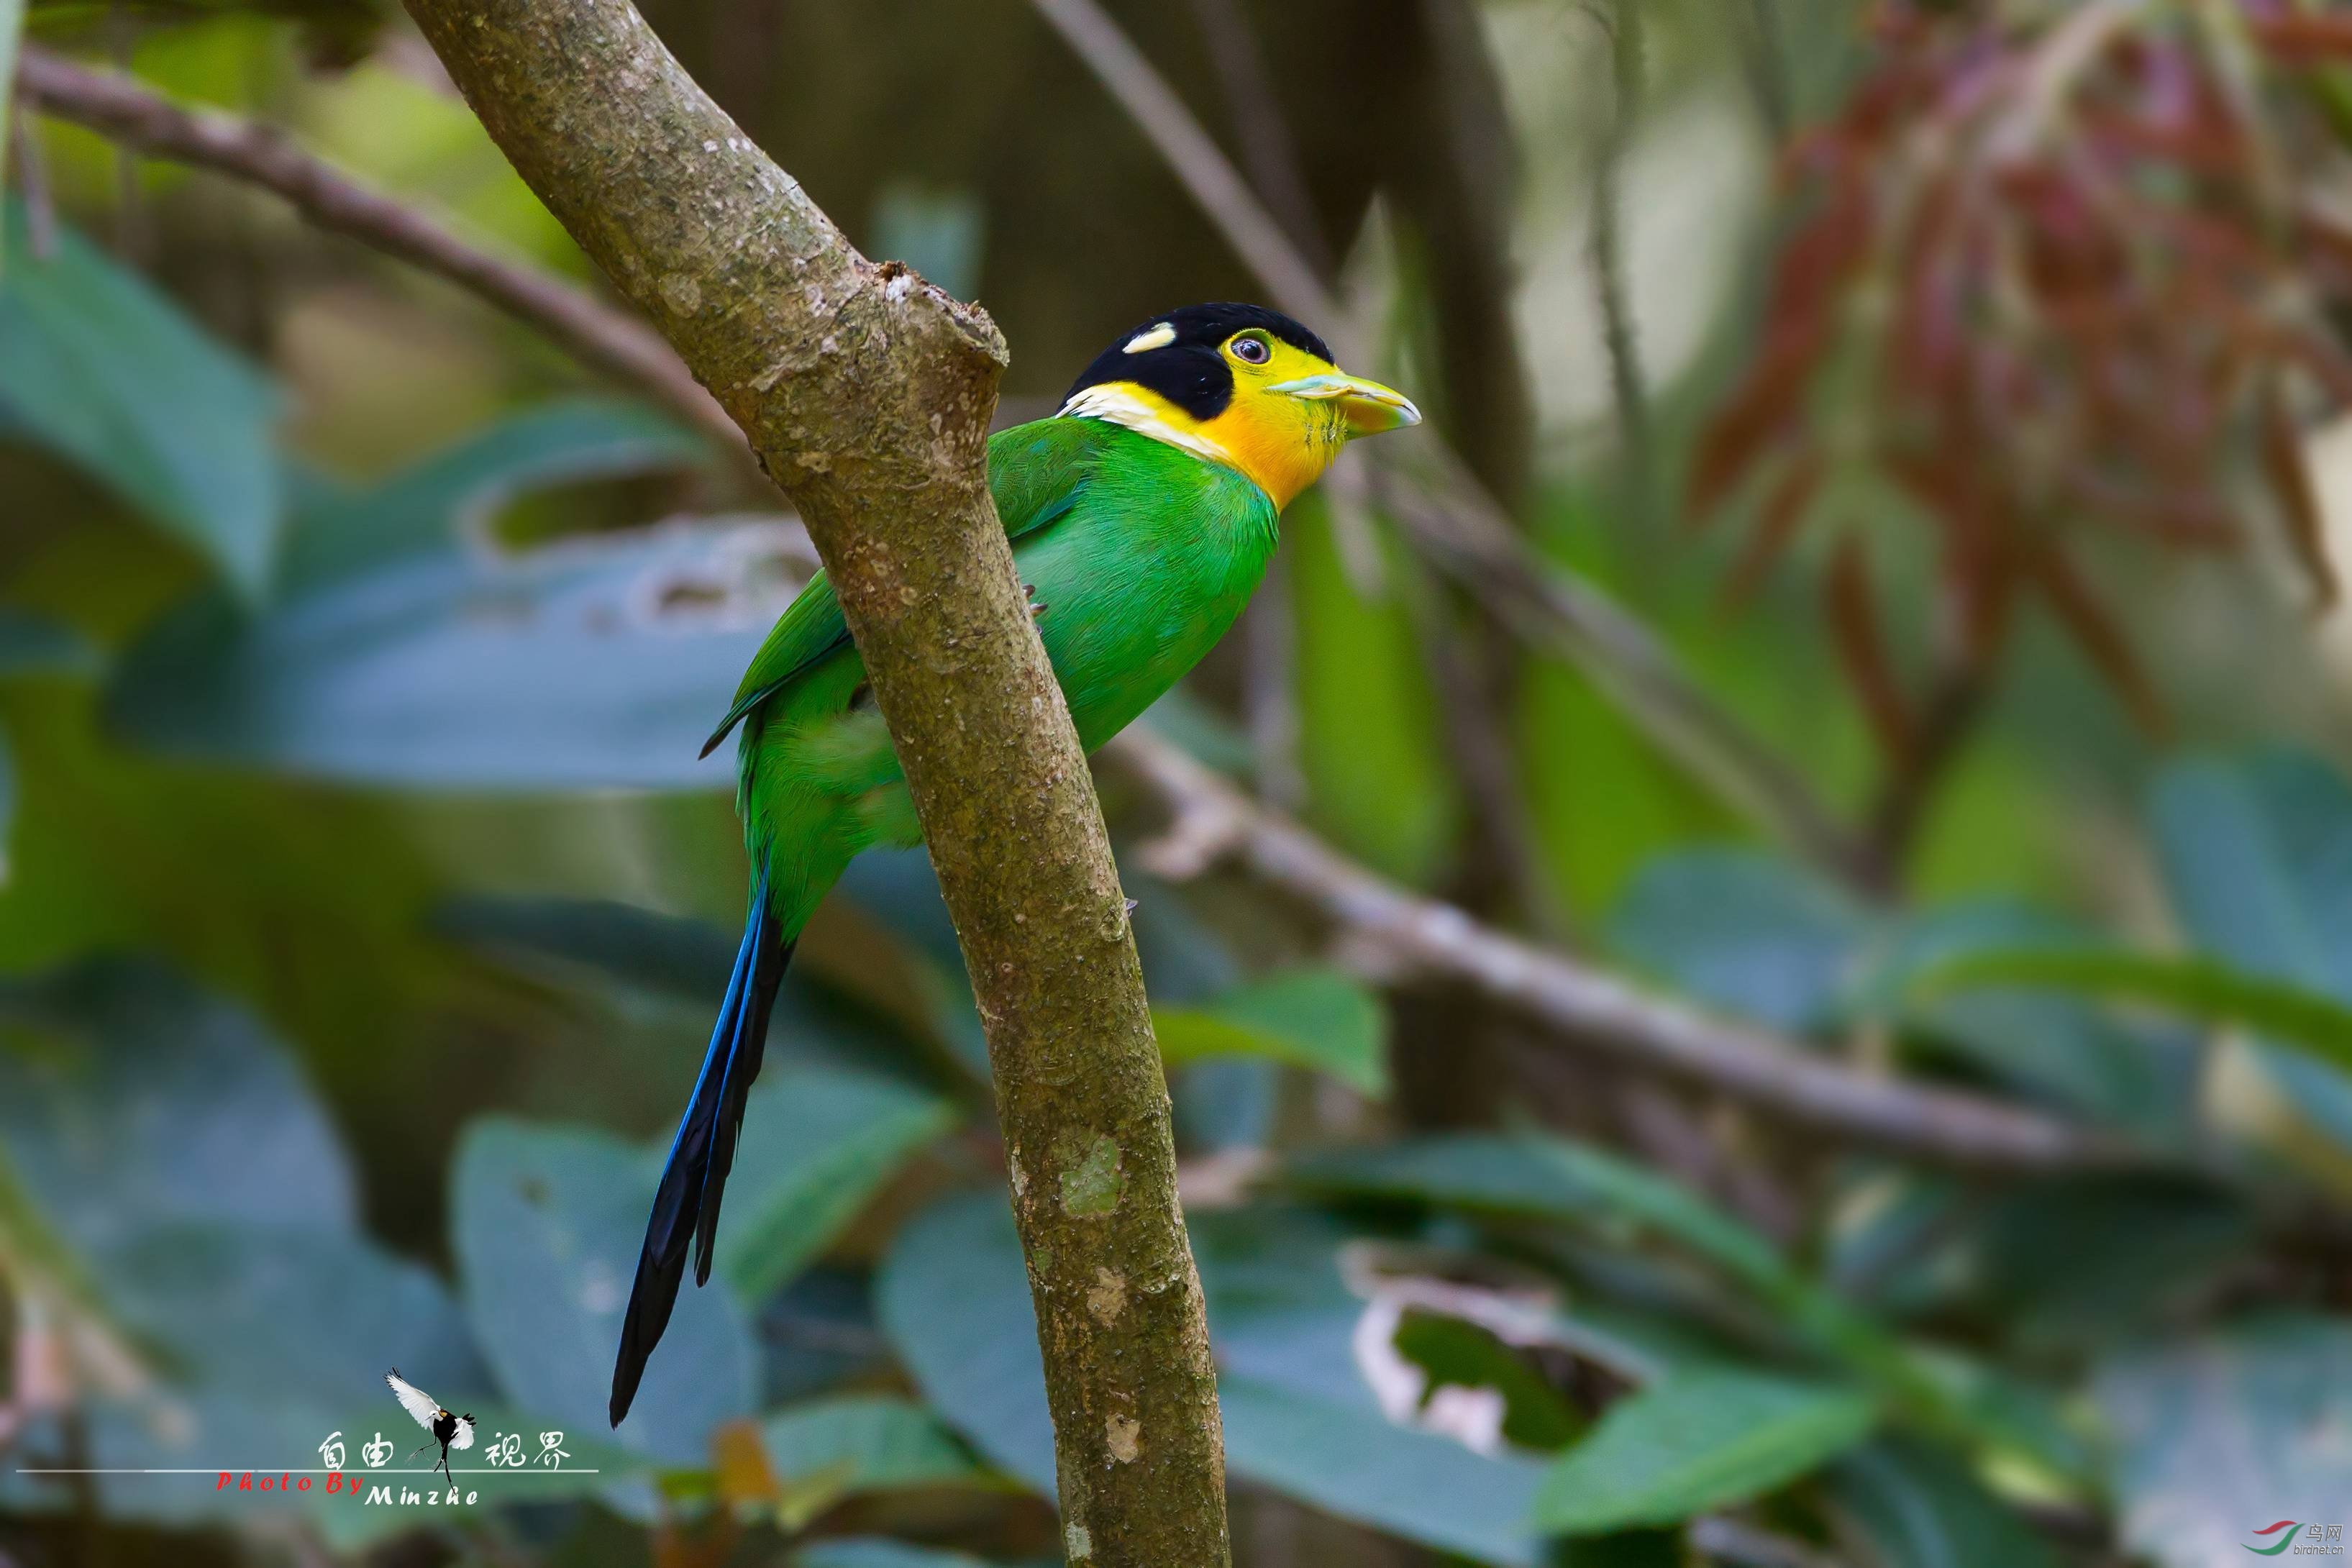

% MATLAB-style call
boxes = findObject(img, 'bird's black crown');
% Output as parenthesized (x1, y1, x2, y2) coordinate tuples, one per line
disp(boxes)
(1064, 303, 1334, 423)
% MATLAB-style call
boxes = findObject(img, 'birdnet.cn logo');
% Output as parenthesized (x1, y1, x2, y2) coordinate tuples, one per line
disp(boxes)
(2247, 1521, 2347, 1556)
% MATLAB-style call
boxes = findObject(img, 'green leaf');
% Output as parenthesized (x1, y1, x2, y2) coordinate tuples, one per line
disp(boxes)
(96, 1221, 483, 1405)
(1959, 1175, 2255, 1357)
(437, 895, 739, 999)
(706, 1065, 957, 1302)
(883, 1193, 1559, 1564)
(0, 1139, 127, 1364)
(1289, 1134, 1791, 1302)
(1154, 967, 1388, 1096)
(109, 514, 780, 789)
(1531, 1368, 1877, 1536)
(1903, 944, 2352, 1079)
(0, 607, 96, 675)
(1221, 1376, 1549, 1565)
(1285, 1135, 2081, 1478)
(1866, 901, 2200, 1135)
(275, 397, 711, 591)
(0, 722, 13, 885)
(1607, 849, 1868, 1034)
(0, 203, 283, 598)
(2148, 750, 2352, 1146)
(759, 1395, 984, 1494)
(0, 957, 357, 1248)
(2096, 1313, 2352, 1568)
(875, 1193, 1057, 1493)
(452, 1118, 755, 1464)
(104, 401, 759, 788)
(1826, 1437, 2059, 1568)
(793, 1541, 1003, 1568)
(0, 2, 23, 188)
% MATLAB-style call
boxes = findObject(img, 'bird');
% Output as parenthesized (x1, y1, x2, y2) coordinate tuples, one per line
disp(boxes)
(608, 301, 1420, 1426)
(384, 1369, 474, 1481)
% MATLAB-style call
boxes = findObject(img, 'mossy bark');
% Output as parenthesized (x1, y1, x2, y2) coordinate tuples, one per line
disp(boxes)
(398, 3, 1230, 1560)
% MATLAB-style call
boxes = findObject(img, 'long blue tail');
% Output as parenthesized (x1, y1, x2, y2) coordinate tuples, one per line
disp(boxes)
(609, 872, 792, 1426)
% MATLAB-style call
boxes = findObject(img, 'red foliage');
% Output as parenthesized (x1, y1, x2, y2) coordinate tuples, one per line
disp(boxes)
(1696, 0, 2351, 738)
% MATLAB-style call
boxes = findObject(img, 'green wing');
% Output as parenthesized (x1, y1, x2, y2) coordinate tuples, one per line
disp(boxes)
(699, 417, 1109, 756)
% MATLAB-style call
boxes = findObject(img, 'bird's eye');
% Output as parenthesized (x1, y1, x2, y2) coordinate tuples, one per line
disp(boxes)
(1229, 334, 1271, 365)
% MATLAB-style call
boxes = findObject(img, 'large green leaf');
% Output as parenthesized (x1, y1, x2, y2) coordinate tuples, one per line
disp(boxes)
(0, 723, 13, 883)
(1826, 1437, 2059, 1568)
(2097, 1314, 2352, 1568)
(109, 515, 780, 788)
(1285, 1135, 2082, 1478)
(106, 401, 766, 788)
(96, 1220, 484, 1404)
(438, 894, 739, 998)
(708, 1065, 957, 1302)
(880, 1193, 1558, 1564)
(793, 1542, 1008, 1568)
(1864, 901, 2201, 1136)
(452, 1118, 755, 1464)
(0, 203, 282, 598)
(1903, 944, 2352, 1079)
(875, 1193, 1056, 1493)
(1288, 1135, 1791, 1304)
(0, 608, 96, 675)
(275, 398, 711, 591)
(1531, 1368, 1877, 1536)
(1607, 849, 1868, 1034)
(2148, 750, 2352, 1144)
(759, 1395, 985, 1494)
(0, 958, 357, 1249)
(1221, 1376, 1548, 1565)
(1958, 1174, 2254, 1357)
(1154, 967, 1388, 1096)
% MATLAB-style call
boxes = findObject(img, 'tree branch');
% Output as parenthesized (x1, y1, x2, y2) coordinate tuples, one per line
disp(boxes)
(1022, 0, 1873, 888)
(1111, 728, 2120, 1172)
(383, 4, 1229, 1559)
(1590, 0, 1656, 538)
(14, 45, 742, 457)
(1182, 0, 1331, 277)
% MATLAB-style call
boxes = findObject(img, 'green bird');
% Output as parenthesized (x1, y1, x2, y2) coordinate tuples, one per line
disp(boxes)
(609, 302, 1419, 1424)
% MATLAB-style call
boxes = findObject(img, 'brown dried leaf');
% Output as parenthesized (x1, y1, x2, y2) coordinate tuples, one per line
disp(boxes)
(1826, 534, 1916, 762)
(2031, 543, 2168, 736)
(2258, 375, 2340, 611)
(1724, 452, 1825, 606)
(2248, 13, 2352, 62)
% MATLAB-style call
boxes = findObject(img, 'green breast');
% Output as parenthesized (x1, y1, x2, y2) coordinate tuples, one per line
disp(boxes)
(1008, 423, 1280, 751)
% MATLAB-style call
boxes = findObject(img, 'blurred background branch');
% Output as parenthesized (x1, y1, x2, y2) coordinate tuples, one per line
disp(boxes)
(1113, 728, 2105, 1172)
(13, 43, 743, 457)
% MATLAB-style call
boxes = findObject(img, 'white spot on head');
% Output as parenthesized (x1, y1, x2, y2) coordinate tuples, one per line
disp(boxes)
(1122, 322, 1176, 354)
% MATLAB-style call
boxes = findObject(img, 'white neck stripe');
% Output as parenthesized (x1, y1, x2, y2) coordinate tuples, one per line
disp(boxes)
(1058, 384, 1241, 469)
